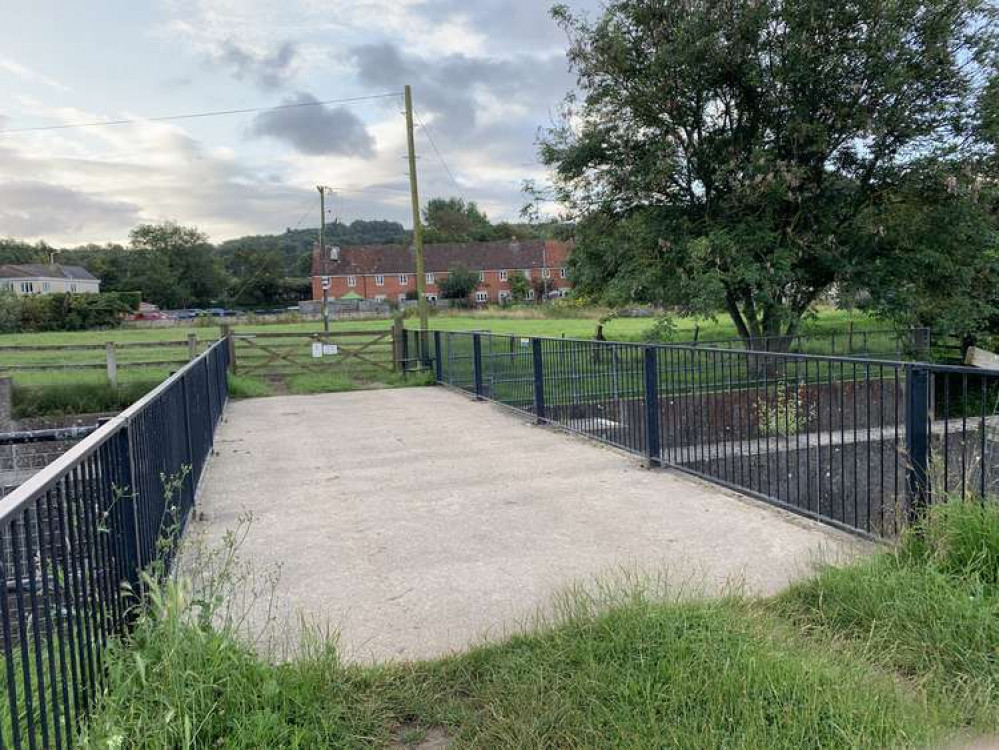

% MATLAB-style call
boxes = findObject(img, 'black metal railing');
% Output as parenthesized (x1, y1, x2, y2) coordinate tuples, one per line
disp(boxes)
(0, 339, 229, 748)
(434, 330, 997, 539)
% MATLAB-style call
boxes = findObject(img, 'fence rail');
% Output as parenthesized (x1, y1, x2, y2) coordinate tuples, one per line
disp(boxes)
(0, 339, 229, 748)
(433, 330, 998, 540)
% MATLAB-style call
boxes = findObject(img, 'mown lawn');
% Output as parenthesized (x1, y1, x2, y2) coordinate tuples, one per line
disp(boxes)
(75, 499, 999, 749)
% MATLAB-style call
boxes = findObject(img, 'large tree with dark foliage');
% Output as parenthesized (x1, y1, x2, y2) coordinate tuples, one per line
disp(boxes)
(542, 0, 999, 340)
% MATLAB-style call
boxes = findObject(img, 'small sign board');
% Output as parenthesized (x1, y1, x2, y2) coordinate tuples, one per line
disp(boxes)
(323, 344, 339, 356)
(311, 342, 323, 359)
(520, 338, 530, 348)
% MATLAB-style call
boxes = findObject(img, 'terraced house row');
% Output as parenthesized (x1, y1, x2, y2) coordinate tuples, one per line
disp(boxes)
(311, 239, 572, 304)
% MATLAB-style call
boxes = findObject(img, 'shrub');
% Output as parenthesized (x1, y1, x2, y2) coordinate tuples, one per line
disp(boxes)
(18, 291, 141, 332)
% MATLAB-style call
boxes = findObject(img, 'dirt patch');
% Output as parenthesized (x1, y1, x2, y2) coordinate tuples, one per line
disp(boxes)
(390, 724, 451, 749)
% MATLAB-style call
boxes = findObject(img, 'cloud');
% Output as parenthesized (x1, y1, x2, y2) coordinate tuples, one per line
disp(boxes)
(0, 181, 140, 237)
(211, 39, 297, 89)
(0, 56, 69, 92)
(249, 92, 376, 157)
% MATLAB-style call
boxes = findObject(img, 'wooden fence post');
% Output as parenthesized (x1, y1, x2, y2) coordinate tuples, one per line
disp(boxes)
(187, 333, 198, 361)
(106, 342, 118, 387)
(221, 325, 236, 373)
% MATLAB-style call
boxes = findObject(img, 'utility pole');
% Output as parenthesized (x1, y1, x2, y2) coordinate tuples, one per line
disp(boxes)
(317, 185, 330, 334)
(404, 84, 429, 348)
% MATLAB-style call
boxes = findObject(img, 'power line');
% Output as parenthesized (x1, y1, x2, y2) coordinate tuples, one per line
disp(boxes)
(413, 110, 467, 202)
(0, 92, 404, 135)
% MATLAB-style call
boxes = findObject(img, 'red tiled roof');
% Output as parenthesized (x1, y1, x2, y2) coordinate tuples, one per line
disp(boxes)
(312, 239, 570, 277)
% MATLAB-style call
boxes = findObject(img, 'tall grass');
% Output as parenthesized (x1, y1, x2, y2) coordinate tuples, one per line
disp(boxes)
(79, 497, 999, 748)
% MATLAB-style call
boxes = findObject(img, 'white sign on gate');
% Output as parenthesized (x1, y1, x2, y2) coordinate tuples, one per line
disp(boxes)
(311, 342, 323, 358)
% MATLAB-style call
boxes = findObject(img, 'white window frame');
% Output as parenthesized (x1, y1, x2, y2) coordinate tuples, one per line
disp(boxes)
(498, 290, 511, 302)
(426, 272, 435, 285)
(20, 282, 34, 294)
(526, 289, 535, 300)
(398, 293, 408, 303)
(70, 283, 78, 292)
(375, 275, 385, 287)
(398, 274, 408, 285)
(373, 294, 387, 302)
(478, 271, 485, 282)
(425, 293, 438, 304)
(522, 269, 532, 280)
(347, 275, 357, 287)
(42, 281, 51, 291)
(475, 291, 488, 303)
(560, 267, 568, 279)
(499, 269, 508, 281)
(542, 268, 551, 279)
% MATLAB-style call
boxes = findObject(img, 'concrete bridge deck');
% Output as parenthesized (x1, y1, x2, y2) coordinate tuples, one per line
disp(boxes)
(190, 387, 863, 663)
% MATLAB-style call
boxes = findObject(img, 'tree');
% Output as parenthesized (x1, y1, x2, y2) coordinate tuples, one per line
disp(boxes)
(542, 0, 999, 341)
(423, 198, 499, 243)
(507, 271, 530, 302)
(438, 266, 481, 302)
(224, 246, 286, 307)
(128, 222, 227, 308)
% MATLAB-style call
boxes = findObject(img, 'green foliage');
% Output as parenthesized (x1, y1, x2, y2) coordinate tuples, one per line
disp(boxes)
(423, 197, 497, 243)
(543, 0, 999, 340)
(754, 381, 816, 436)
(438, 265, 480, 301)
(16, 292, 139, 332)
(778, 498, 999, 727)
(506, 270, 530, 301)
(0, 290, 21, 333)
(0, 237, 51, 264)
(127, 222, 227, 308)
(12, 380, 157, 418)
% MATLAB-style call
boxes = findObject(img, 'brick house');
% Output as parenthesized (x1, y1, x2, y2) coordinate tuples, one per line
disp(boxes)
(311, 239, 572, 305)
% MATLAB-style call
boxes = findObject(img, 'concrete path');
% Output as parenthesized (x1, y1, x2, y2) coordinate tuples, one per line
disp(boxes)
(191, 387, 864, 664)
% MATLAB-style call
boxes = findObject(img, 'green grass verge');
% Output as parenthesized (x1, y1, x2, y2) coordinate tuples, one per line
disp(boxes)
(75, 499, 998, 749)
(12, 380, 160, 418)
(226, 374, 276, 399)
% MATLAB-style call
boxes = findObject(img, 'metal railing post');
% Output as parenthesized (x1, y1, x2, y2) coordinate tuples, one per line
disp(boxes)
(644, 346, 661, 467)
(181, 372, 195, 508)
(120, 421, 145, 599)
(905, 364, 931, 522)
(433, 330, 443, 383)
(532, 338, 546, 423)
(473, 333, 484, 400)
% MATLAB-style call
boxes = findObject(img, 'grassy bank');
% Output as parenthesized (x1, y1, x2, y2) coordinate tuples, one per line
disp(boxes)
(81, 499, 999, 748)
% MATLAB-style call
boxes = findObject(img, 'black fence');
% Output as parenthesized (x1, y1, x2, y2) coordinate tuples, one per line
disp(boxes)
(433, 330, 998, 540)
(0, 339, 228, 749)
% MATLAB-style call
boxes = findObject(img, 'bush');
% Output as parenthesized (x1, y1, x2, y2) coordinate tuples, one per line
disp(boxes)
(18, 291, 141, 332)
(0, 290, 21, 333)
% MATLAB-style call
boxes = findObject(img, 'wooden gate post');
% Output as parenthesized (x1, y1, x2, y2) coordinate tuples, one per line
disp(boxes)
(392, 316, 404, 372)
(187, 333, 198, 360)
(221, 324, 236, 373)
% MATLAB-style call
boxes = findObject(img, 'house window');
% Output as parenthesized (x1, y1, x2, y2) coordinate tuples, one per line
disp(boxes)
(522, 269, 532, 279)
(398, 293, 408, 303)
(20, 282, 34, 294)
(499, 270, 508, 281)
(375, 275, 385, 286)
(398, 274, 409, 285)
(542, 268, 551, 279)
(478, 271, 485, 282)
(374, 294, 386, 302)
(347, 275, 357, 287)
(560, 267, 568, 279)
(42, 281, 51, 291)
(425, 293, 438, 305)
(475, 291, 488, 303)
(70, 283, 78, 292)
(426, 272, 435, 284)
(498, 291, 511, 303)
(526, 289, 535, 300)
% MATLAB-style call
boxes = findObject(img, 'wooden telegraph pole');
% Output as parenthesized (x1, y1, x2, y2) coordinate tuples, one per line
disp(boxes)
(404, 85, 429, 349)
(317, 185, 330, 334)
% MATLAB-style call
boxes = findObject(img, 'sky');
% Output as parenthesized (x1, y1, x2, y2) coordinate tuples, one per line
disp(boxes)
(0, 0, 598, 246)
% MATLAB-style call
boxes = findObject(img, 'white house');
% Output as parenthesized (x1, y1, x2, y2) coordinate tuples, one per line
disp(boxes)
(0, 264, 100, 295)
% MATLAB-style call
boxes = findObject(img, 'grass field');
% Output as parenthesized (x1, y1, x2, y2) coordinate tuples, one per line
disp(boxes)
(74, 498, 998, 749)
(1, 307, 885, 416)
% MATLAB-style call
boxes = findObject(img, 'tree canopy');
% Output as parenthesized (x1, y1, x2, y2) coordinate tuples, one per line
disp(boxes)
(543, 0, 999, 339)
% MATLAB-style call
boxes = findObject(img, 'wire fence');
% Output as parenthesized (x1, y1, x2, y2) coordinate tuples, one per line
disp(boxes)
(0, 339, 228, 748)
(431, 330, 998, 540)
